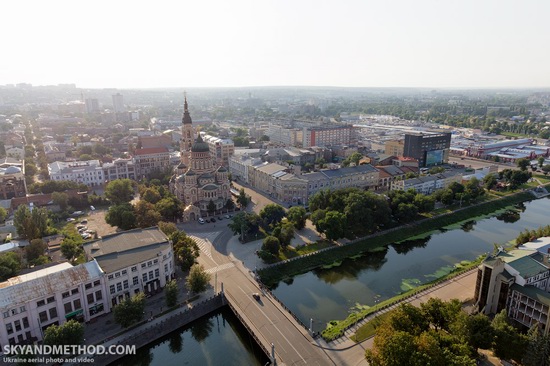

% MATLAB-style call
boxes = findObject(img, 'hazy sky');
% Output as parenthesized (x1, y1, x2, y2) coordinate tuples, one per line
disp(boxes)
(2, 0, 549, 89)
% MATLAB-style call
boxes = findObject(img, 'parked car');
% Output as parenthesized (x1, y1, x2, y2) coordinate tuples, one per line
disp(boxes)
(225, 214, 230, 219)
(205, 218, 210, 223)
(66, 218, 76, 222)
(252, 293, 260, 301)
(80, 219, 88, 224)
(218, 216, 223, 221)
(198, 218, 205, 224)
(210, 218, 216, 223)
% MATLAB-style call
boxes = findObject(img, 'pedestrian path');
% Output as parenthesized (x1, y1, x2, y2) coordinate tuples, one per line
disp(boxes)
(189, 232, 221, 260)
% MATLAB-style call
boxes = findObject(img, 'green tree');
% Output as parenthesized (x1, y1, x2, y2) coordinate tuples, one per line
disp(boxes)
(114, 293, 146, 328)
(105, 179, 135, 205)
(25, 239, 47, 265)
(523, 324, 549, 366)
(13, 206, 49, 240)
(277, 221, 295, 246)
(543, 165, 550, 175)
(52, 192, 69, 211)
(165, 279, 179, 308)
(464, 177, 484, 200)
(259, 203, 286, 228)
(105, 203, 137, 230)
(413, 194, 435, 213)
(395, 203, 418, 223)
(287, 206, 307, 230)
(262, 235, 281, 255)
(516, 158, 530, 171)
(225, 198, 235, 211)
(158, 221, 178, 237)
(236, 188, 249, 208)
(43, 320, 84, 348)
(60, 238, 83, 263)
(135, 201, 162, 228)
(317, 211, 346, 241)
(440, 189, 455, 205)
(483, 173, 497, 190)
(0, 252, 21, 281)
(491, 310, 527, 362)
(0, 207, 6, 222)
(538, 156, 545, 168)
(171, 231, 200, 271)
(155, 197, 182, 221)
(186, 264, 211, 294)
(141, 186, 162, 204)
(207, 199, 216, 215)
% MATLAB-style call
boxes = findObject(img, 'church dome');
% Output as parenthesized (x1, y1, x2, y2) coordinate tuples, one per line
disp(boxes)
(191, 134, 210, 153)
(185, 169, 196, 176)
(216, 166, 227, 173)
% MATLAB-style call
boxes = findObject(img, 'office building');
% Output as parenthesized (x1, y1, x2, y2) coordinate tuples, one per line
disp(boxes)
(403, 132, 451, 167)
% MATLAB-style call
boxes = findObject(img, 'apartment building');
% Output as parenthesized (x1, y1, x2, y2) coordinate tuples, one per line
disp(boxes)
(133, 147, 170, 178)
(390, 171, 462, 194)
(228, 150, 263, 184)
(384, 139, 405, 157)
(102, 157, 136, 181)
(201, 133, 235, 166)
(0, 261, 107, 347)
(266, 124, 302, 147)
(49, 160, 105, 187)
(302, 125, 356, 148)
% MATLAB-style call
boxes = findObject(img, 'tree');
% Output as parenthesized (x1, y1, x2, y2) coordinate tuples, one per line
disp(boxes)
(395, 203, 418, 223)
(0, 252, 21, 281)
(277, 221, 295, 246)
(483, 173, 497, 190)
(225, 198, 235, 211)
(165, 279, 179, 308)
(0, 207, 6, 222)
(491, 310, 527, 362)
(140, 186, 161, 204)
(13, 206, 49, 240)
(287, 206, 307, 230)
(60, 238, 82, 263)
(155, 197, 182, 221)
(538, 156, 546, 168)
(259, 203, 286, 228)
(207, 199, 216, 215)
(413, 194, 435, 213)
(25, 239, 47, 265)
(113, 293, 146, 328)
(105, 203, 137, 230)
(158, 221, 178, 237)
(171, 231, 200, 271)
(464, 177, 484, 200)
(516, 158, 530, 171)
(262, 236, 280, 255)
(522, 324, 549, 366)
(105, 179, 135, 205)
(135, 201, 162, 228)
(186, 264, 211, 294)
(51, 192, 69, 211)
(543, 165, 550, 175)
(43, 320, 84, 348)
(440, 189, 455, 205)
(236, 188, 249, 208)
(317, 211, 346, 241)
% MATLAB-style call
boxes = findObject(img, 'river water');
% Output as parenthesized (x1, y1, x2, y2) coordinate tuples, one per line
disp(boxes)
(271, 197, 550, 329)
(111, 307, 269, 366)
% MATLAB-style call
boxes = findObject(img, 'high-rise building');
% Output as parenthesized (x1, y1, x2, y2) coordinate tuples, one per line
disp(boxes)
(112, 93, 125, 113)
(403, 132, 451, 167)
(85, 98, 99, 114)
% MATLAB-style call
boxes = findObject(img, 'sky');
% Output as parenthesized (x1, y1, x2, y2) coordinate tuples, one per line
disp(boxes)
(1, 0, 549, 89)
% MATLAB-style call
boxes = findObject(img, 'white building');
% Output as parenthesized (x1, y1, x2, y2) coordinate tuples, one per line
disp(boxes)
(228, 150, 263, 183)
(49, 160, 105, 187)
(82, 227, 175, 308)
(200, 133, 235, 166)
(0, 261, 107, 347)
(102, 158, 136, 181)
(391, 171, 462, 194)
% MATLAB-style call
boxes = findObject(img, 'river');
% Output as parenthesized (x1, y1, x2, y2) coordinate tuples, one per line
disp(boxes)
(271, 196, 550, 329)
(111, 307, 269, 366)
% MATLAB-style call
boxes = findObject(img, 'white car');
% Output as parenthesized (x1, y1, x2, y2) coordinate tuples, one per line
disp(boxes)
(198, 218, 205, 224)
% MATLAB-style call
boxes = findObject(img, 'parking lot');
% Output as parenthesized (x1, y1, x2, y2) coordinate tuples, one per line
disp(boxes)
(80, 209, 117, 238)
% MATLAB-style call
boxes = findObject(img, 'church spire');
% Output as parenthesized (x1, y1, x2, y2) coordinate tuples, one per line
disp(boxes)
(182, 92, 193, 125)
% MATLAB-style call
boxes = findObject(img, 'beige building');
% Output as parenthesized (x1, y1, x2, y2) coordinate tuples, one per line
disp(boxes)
(385, 139, 405, 157)
(134, 147, 170, 178)
(201, 133, 235, 166)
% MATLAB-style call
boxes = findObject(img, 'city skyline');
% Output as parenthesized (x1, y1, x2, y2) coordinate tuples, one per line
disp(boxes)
(2, 0, 549, 89)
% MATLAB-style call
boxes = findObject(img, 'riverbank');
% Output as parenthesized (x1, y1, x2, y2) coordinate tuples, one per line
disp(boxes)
(258, 190, 533, 287)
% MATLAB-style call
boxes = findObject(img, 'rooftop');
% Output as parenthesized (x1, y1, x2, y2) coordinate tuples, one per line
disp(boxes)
(510, 283, 550, 307)
(134, 147, 169, 156)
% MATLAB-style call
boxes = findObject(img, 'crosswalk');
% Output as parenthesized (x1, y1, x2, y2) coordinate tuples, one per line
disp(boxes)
(205, 262, 235, 274)
(189, 232, 220, 260)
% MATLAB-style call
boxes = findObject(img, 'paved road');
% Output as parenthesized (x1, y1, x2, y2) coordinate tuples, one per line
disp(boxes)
(191, 230, 334, 366)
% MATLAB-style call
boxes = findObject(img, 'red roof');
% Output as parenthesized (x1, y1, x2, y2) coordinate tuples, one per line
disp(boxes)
(134, 147, 169, 155)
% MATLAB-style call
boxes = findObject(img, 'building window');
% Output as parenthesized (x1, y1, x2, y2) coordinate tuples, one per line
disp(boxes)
(3, 312, 8, 319)
(71, 288, 79, 295)
(74, 299, 81, 310)
(164, 264, 168, 272)
(6, 323, 13, 334)
(64, 302, 72, 314)
(142, 274, 147, 283)
(133, 276, 139, 286)
(116, 283, 122, 292)
(147, 261, 152, 267)
(108, 274, 114, 280)
(153, 259, 158, 264)
(39, 311, 48, 323)
(149, 271, 154, 280)
(123, 280, 129, 289)
(22, 317, 29, 329)
(93, 280, 100, 287)
(121, 270, 127, 275)
(62, 292, 70, 299)
(87, 293, 94, 303)
(14, 320, 21, 332)
(85, 283, 92, 290)
(154, 269, 159, 278)
(37, 300, 46, 307)
(131, 266, 137, 272)
(47, 297, 55, 304)
(95, 290, 102, 301)
(20, 306, 26, 313)
(141, 263, 146, 269)
(115, 272, 120, 278)
(109, 285, 115, 294)
(11, 309, 18, 316)
(49, 308, 58, 319)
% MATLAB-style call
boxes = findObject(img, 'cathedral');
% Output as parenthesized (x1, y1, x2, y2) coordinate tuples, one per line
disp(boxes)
(170, 96, 231, 222)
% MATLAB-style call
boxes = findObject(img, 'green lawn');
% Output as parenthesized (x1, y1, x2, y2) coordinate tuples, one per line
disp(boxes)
(350, 311, 393, 342)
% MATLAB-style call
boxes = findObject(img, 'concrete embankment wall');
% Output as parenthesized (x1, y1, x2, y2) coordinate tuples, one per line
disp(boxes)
(95, 295, 224, 365)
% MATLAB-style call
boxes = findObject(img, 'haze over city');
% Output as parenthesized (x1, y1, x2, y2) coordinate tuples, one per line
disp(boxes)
(2, 0, 550, 89)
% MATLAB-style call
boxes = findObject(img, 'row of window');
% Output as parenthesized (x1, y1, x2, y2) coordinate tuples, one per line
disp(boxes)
(84, 279, 102, 290)
(61, 288, 79, 298)
(3, 306, 26, 319)
(38, 307, 58, 323)
(5, 317, 29, 335)
(86, 290, 103, 304)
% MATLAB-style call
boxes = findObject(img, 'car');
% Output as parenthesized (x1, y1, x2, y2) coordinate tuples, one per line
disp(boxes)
(198, 218, 205, 224)
(66, 218, 76, 222)
(210, 218, 216, 222)
(90, 205, 95, 211)
(225, 214, 230, 219)
(205, 218, 210, 223)
(218, 216, 223, 221)
(80, 219, 88, 224)
(252, 293, 260, 301)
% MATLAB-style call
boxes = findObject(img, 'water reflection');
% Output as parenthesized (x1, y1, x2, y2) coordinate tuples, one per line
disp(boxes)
(168, 333, 183, 354)
(495, 209, 521, 223)
(461, 220, 476, 232)
(391, 238, 429, 255)
(190, 316, 214, 343)
(314, 248, 388, 284)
